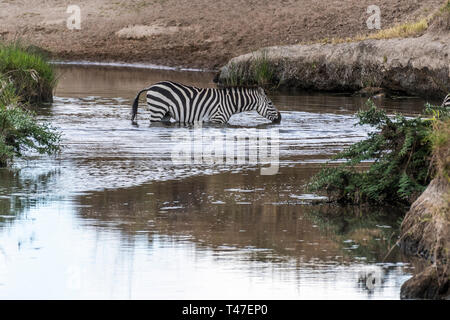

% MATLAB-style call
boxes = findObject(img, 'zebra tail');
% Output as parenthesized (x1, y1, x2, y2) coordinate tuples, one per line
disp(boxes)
(131, 88, 149, 124)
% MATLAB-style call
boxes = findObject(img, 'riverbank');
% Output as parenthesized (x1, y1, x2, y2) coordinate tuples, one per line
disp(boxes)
(400, 177, 449, 299)
(217, 33, 449, 99)
(0, 42, 60, 168)
(216, 9, 450, 98)
(399, 118, 449, 299)
(0, 0, 446, 70)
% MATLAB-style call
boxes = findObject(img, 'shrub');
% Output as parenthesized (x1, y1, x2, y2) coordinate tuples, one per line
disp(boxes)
(308, 99, 448, 205)
(0, 76, 61, 167)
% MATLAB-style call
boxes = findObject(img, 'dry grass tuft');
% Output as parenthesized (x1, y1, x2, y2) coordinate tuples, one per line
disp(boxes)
(314, 1, 450, 45)
(365, 18, 429, 40)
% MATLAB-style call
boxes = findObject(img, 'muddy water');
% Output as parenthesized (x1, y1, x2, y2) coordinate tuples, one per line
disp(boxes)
(0, 65, 427, 299)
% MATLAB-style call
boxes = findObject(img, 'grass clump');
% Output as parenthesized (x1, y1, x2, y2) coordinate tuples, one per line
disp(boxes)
(428, 118, 450, 181)
(366, 18, 428, 40)
(0, 41, 56, 103)
(0, 76, 61, 167)
(224, 62, 249, 87)
(221, 50, 276, 88)
(251, 50, 275, 87)
(308, 99, 449, 205)
(318, 18, 429, 45)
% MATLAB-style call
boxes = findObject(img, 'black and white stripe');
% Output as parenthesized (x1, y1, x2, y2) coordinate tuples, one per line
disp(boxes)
(131, 81, 281, 124)
(442, 94, 450, 108)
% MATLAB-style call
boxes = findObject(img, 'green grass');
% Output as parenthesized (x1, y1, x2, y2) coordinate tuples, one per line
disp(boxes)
(0, 41, 56, 103)
(428, 118, 450, 181)
(221, 50, 276, 88)
(224, 62, 249, 87)
(251, 50, 275, 87)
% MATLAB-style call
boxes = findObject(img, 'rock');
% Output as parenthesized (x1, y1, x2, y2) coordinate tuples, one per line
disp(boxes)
(401, 265, 449, 299)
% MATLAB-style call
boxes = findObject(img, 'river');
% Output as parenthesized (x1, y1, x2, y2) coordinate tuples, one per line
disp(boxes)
(0, 64, 428, 299)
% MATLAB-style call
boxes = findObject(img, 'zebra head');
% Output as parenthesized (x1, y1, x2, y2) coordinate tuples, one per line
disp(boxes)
(256, 87, 281, 123)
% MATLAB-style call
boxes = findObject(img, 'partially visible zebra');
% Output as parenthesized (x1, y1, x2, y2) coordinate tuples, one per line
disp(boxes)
(442, 94, 450, 108)
(131, 81, 281, 125)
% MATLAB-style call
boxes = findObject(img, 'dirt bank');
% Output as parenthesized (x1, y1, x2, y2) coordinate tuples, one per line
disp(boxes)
(399, 176, 449, 299)
(216, 12, 450, 98)
(0, 0, 446, 70)
(399, 118, 449, 300)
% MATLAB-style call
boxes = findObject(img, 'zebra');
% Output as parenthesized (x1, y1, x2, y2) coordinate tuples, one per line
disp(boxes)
(442, 94, 450, 108)
(131, 81, 281, 125)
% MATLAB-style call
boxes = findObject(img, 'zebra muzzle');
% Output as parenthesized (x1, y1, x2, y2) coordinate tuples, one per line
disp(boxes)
(272, 112, 281, 123)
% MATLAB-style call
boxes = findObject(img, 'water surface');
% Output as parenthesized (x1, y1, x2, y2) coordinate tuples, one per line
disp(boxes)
(0, 64, 427, 299)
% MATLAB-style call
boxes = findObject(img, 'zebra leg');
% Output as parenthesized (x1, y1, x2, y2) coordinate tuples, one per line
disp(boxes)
(209, 108, 230, 124)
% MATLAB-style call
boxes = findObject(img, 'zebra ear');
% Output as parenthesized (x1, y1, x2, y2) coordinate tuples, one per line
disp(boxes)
(257, 87, 265, 95)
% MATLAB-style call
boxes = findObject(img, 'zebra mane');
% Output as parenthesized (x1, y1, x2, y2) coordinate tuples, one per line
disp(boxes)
(216, 84, 269, 97)
(217, 84, 260, 89)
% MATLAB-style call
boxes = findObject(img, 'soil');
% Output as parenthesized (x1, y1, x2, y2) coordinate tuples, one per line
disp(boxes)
(0, 0, 446, 70)
(400, 177, 450, 299)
